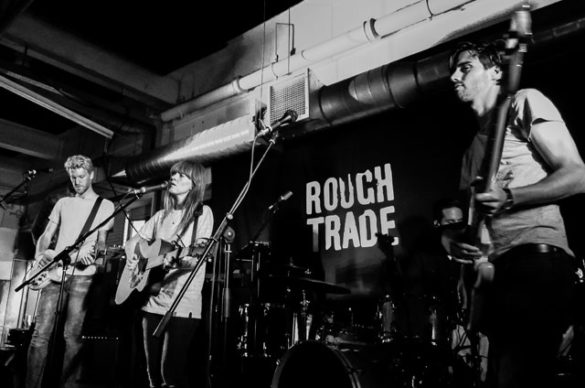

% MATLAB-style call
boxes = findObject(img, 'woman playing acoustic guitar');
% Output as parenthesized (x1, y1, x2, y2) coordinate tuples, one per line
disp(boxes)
(124, 161, 214, 388)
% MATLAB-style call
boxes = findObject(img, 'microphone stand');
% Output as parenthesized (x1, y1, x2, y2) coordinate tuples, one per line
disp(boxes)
(152, 132, 281, 385)
(207, 227, 235, 386)
(0, 171, 35, 209)
(220, 228, 235, 368)
(250, 199, 283, 244)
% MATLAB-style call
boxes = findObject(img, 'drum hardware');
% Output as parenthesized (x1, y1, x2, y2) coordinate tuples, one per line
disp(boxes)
(426, 296, 451, 346)
(291, 289, 313, 345)
(237, 302, 290, 359)
(271, 340, 454, 388)
(377, 294, 397, 343)
(262, 274, 351, 295)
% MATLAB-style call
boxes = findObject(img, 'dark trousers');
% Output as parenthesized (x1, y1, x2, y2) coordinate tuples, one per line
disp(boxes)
(141, 311, 200, 388)
(486, 245, 576, 388)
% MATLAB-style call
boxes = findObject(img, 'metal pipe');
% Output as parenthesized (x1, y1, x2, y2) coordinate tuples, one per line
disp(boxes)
(161, 0, 474, 122)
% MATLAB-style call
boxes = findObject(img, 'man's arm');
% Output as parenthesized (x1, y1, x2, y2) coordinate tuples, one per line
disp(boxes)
(77, 229, 110, 265)
(35, 221, 58, 266)
(477, 120, 585, 213)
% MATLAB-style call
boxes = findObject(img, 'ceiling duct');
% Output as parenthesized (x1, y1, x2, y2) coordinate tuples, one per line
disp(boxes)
(124, 115, 256, 183)
(122, 94, 259, 184)
(314, 50, 451, 128)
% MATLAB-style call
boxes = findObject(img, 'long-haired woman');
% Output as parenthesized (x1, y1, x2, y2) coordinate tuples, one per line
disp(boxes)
(125, 161, 213, 388)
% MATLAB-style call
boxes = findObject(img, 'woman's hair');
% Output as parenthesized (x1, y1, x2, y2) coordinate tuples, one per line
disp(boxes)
(64, 154, 94, 174)
(162, 161, 207, 237)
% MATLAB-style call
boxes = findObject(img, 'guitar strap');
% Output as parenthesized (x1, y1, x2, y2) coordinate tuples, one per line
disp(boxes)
(59, 196, 104, 271)
(190, 206, 200, 247)
(77, 196, 104, 241)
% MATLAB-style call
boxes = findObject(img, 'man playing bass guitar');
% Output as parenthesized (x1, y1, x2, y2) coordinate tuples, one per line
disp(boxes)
(443, 36, 585, 388)
(26, 155, 115, 388)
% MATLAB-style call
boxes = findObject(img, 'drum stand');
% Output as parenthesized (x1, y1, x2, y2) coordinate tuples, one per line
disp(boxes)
(291, 289, 312, 345)
(467, 330, 484, 388)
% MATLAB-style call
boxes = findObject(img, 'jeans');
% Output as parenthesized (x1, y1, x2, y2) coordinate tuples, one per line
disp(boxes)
(26, 276, 93, 388)
(141, 311, 200, 388)
(486, 246, 576, 388)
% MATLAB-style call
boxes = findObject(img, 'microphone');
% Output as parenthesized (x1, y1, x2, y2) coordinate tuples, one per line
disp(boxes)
(127, 181, 169, 195)
(24, 168, 54, 177)
(258, 110, 298, 137)
(268, 190, 293, 211)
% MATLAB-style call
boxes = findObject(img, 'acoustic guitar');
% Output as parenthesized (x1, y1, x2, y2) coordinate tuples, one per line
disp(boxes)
(114, 238, 211, 304)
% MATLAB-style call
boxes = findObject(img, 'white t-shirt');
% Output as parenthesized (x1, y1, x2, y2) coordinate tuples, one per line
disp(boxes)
(136, 205, 214, 318)
(460, 89, 572, 258)
(48, 194, 115, 275)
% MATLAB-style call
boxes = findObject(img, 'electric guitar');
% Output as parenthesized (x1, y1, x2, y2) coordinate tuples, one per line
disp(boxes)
(464, 6, 531, 333)
(26, 244, 123, 290)
(114, 238, 211, 304)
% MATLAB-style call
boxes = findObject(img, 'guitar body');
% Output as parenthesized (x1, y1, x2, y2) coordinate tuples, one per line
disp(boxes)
(115, 238, 202, 305)
(27, 250, 65, 290)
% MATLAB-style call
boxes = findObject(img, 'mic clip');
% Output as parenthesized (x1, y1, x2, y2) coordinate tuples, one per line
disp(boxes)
(257, 120, 277, 139)
(25, 170, 37, 180)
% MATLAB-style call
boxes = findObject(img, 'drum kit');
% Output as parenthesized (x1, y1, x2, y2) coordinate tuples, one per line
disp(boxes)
(232, 248, 464, 388)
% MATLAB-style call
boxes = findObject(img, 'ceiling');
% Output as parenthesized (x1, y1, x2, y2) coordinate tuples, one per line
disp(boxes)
(1, 0, 585, 206)
(0, 0, 300, 202)
(28, 0, 301, 75)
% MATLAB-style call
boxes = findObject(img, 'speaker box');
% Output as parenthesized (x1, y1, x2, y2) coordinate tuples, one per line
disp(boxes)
(79, 336, 119, 385)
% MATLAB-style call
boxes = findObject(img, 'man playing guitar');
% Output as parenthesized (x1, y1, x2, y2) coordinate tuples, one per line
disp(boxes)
(26, 155, 114, 388)
(444, 38, 585, 388)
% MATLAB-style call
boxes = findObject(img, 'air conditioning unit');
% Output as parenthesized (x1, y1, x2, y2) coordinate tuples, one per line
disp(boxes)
(266, 69, 311, 124)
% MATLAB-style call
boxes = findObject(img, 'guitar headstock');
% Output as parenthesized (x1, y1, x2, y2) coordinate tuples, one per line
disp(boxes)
(502, 4, 532, 94)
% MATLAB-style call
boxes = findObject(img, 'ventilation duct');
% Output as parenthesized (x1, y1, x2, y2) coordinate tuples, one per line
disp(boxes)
(123, 95, 259, 183)
(125, 115, 256, 184)
(315, 51, 451, 128)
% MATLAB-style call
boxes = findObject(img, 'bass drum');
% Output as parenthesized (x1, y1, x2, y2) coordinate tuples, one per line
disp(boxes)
(271, 340, 453, 388)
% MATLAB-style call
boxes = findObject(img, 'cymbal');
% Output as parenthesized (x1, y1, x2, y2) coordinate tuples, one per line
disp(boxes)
(264, 274, 350, 294)
(283, 263, 307, 271)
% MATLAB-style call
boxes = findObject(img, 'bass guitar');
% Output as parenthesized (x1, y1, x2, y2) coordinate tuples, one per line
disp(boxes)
(464, 6, 531, 333)
(114, 238, 211, 304)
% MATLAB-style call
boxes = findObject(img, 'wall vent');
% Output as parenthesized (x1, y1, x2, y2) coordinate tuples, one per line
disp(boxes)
(267, 70, 310, 124)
